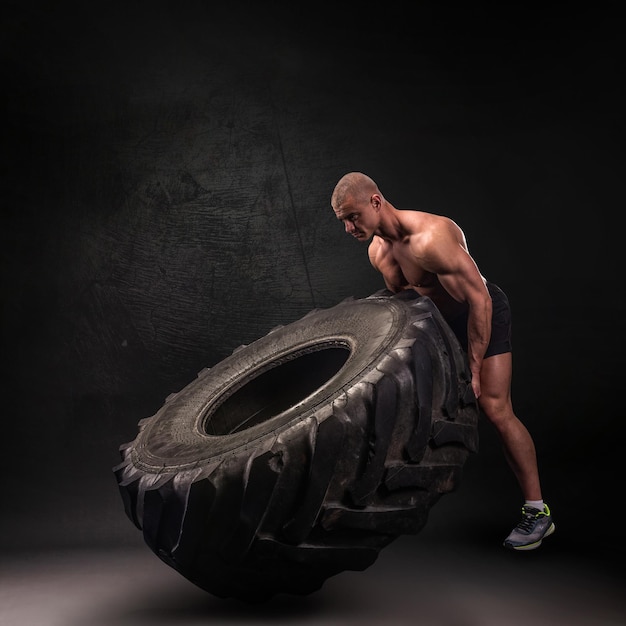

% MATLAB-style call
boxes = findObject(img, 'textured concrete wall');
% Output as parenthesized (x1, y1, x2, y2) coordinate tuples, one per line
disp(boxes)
(1, 2, 623, 549)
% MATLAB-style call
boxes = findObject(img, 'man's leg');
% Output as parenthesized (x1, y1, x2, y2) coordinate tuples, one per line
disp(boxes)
(478, 352, 541, 500)
(478, 352, 555, 549)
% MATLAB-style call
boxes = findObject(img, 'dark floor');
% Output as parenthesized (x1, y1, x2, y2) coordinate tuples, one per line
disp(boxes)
(2, 541, 623, 626)
(2, 492, 624, 626)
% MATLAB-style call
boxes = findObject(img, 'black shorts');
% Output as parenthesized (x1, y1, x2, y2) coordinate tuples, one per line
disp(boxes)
(447, 281, 512, 358)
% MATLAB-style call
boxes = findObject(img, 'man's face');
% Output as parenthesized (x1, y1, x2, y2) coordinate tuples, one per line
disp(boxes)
(333, 197, 378, 241)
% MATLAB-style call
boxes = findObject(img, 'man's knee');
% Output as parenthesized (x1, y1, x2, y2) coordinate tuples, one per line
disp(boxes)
(478, 395, 512, 427)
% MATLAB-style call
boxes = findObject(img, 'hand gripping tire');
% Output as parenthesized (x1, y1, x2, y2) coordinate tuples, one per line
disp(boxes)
(114, 290, 478, 602)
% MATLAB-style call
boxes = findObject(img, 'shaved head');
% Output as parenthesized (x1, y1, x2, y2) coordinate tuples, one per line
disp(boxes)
(331, 172, 381, 211)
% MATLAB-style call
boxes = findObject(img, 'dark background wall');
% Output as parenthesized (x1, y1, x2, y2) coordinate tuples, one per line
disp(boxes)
(1, 0, 624, 565)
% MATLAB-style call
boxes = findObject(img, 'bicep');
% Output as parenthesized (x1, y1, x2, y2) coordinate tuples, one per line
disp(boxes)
(437, 255, 488, 305)
(416, 233, 488, 304)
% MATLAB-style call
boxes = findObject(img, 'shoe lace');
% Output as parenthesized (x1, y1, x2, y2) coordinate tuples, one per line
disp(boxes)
(516, 508, 542, 532)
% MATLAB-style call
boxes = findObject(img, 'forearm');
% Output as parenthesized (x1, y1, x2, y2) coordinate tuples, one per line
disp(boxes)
(467, 326, 489, 376)
(467, 297, 492, 380)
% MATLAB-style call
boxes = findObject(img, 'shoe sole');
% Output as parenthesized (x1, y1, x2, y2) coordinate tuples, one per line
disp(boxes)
(504, 522, 556, 551)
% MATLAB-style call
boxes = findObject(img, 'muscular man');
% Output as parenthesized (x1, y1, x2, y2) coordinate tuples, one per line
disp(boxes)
(330, 171, 555, 550)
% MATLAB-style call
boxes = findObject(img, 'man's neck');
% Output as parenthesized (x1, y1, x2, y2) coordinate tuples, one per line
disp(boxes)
(376, 205, 411, 242)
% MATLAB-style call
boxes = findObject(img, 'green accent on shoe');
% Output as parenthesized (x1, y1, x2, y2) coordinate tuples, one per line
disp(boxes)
(503, 504, 556, 551)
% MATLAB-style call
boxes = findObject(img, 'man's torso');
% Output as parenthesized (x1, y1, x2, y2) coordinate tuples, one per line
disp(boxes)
(369, 213, 469, 321)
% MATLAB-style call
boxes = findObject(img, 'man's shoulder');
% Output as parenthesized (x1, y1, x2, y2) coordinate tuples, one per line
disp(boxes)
(368, 235, 384, 254)
(397, 208, 441, 227)
(401, 210, 459, 236)
(395, 209, 443, 237)
(398, 207, 449, 221)
(367, 236, 385, 268)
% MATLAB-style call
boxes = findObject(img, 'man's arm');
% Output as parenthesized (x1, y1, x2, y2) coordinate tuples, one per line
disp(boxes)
(368, 237, 399, 293)
(411, 220, 492, 398)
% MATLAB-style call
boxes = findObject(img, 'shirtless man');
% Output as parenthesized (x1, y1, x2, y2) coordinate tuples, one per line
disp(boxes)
(331, 171, 555, 550)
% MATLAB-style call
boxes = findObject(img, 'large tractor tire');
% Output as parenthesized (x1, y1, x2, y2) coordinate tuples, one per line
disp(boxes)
(114, 290, 479, 602)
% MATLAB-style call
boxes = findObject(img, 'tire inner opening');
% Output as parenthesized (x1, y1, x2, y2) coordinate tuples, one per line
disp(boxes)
(205, 346, 351, 435)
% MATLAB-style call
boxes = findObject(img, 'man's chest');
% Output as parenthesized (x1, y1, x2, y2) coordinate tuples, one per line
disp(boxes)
(376, 242, 435, 289)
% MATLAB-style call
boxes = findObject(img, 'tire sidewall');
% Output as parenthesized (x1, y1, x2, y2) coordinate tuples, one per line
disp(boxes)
(132, 296, 420, 470)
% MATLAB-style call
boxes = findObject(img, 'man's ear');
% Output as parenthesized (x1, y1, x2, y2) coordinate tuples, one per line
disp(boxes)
(370, 193, 382, 211)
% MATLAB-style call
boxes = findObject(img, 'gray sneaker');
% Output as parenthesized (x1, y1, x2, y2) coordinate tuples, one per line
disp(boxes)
(503, 504, 555, 551)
